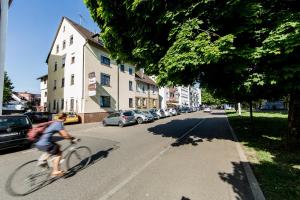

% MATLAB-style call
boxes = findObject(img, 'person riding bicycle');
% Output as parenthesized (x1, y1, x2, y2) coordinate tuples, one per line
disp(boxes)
(35, 113, 75, 177)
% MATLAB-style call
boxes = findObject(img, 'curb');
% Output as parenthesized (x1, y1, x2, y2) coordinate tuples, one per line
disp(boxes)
(225, 116, 266, 200)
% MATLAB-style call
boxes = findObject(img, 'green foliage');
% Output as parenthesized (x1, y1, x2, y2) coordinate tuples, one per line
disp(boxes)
(201, 88, 225, 105)
(84, 0, 300, 99)
(3, 72, 14, 104)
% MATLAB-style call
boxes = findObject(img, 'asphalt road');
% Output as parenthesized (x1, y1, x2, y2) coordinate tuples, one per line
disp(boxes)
(0, 111, 254, 200)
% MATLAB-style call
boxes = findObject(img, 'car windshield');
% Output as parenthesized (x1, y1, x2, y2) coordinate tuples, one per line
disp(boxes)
(134, 110, 142, 114)
(142, 111, 149, 114)
(123, 111, 133, 116)
(0, 117, 31, 131)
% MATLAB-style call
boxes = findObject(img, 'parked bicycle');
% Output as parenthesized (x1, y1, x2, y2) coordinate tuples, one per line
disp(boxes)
(6, 138, 92, 196)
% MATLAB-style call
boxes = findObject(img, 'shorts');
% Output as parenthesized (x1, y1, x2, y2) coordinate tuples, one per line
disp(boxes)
(36, 143, 60, 155)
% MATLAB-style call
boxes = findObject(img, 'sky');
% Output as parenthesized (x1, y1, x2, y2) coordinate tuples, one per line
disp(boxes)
(5, 0, 99, 94)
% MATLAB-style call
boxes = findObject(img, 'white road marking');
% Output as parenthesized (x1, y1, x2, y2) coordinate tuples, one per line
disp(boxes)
(98, 118, 206, 200)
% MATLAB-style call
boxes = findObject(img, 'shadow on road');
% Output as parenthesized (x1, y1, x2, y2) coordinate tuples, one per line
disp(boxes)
(219, 161, 254, 200)
(148, 117, 233, 147)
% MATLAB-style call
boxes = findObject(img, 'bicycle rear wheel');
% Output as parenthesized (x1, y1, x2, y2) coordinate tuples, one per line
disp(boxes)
(66, 146, 92, 172)
(6, 160, 51, 196)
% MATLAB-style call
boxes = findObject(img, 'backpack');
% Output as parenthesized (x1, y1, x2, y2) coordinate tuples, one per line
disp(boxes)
(27, 121, 54, 141)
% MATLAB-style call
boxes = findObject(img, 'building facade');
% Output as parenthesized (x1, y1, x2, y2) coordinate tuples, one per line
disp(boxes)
(159, 85, 201, 109)
(46, 17, 136, 123)
(37, 75, 48, 111)
(135, 71, 159, 109)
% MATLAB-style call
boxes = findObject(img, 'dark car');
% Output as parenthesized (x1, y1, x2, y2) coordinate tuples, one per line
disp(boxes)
(0, 115, 32, 151)
(102, 111, 136, 127)
(24, 112, 51, 123)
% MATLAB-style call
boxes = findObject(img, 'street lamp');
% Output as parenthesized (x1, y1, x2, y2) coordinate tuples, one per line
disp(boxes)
(0, 0, 13, 115)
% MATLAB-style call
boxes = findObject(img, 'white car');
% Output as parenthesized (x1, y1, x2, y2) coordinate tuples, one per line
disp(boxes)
(169, 108, 177, 116)
(203, 107, 211, 112)
(163, 109, 171, 117)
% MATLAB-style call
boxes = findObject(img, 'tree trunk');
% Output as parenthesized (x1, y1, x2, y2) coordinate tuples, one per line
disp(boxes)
(285, 92, 300, 149)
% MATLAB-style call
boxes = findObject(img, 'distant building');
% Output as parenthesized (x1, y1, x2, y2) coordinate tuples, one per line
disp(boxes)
(159, 85, 200, 109)
(135, 70, 159, 109)
(37, 74, 48, 111)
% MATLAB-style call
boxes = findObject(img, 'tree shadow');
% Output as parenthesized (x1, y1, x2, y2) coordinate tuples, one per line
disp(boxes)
(227, 114, 300, 199)
(148, 117, 234, 147)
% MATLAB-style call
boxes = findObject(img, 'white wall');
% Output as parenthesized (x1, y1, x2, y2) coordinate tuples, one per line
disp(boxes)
(47, 18, 86, 113)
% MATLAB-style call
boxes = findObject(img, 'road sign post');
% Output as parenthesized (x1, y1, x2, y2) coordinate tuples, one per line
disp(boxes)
(0, 0, 9, 115)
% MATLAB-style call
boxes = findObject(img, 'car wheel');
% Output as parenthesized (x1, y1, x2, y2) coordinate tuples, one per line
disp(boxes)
(102, 121, 107, 127)
(137, 118, 143, 124)
(118, 121, 124, 127)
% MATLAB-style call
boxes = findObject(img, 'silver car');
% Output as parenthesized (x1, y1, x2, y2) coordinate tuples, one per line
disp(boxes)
(102, 111, 136, 127)
(132, 110, 154, 124)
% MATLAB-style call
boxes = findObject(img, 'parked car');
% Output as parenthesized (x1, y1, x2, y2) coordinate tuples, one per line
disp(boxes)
(132, 109, 154, 124)
(144, 110, 159, 120)
(162, 109, 171, 117)
(168, 108, 178, 116)
(24, 112, 51, 123)
(0, 115, 32, 151)
(155, 109, 166, 119)
(53, 112, 81, 124)
(203, 107, 211, 112)
(181, 107, 191, 113)
(102, 111, 136, 127)
(148, 109, 160, 120)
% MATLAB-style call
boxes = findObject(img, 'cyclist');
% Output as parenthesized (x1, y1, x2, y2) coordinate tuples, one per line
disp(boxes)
(35, 113, 75, 177)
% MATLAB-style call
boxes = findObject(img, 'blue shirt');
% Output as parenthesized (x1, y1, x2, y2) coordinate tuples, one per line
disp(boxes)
(36, 121, 64, 146)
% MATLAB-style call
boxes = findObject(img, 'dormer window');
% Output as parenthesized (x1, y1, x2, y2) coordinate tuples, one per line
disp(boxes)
(56, 45, 59, 53)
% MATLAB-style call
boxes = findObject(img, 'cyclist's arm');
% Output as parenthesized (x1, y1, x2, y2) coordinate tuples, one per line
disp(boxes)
(58, 130, 74, 140)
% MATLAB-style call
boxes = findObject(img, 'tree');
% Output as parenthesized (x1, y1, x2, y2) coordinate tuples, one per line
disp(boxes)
(84, 0, 300, 148)
(3, 71, 14, 104)
(201, 88, 224, 106)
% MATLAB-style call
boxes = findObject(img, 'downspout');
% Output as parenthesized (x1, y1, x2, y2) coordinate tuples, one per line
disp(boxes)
(117, 64, 119, 111)
(81, 40, 88, 122)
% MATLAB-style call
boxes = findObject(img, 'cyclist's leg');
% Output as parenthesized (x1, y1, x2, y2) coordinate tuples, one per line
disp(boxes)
(48, 143, 63, 176)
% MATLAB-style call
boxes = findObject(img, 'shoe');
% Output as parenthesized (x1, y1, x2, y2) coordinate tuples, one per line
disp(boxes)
(51, 171, 65, 178)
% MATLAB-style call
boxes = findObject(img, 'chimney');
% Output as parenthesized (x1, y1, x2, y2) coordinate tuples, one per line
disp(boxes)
(140, 68, 144, 78)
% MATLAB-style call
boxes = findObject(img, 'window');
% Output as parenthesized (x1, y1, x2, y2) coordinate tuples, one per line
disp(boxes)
(71, 74, 74, 85)
(63, 40, 66, 49)
(56, 45, 59, 53)
(53, 100, 56, 110)
(70, 35, 73, 45)
(61, 99, 64, 110)
(43, 79, 47, 84)
(129, 67, 133, 75)
(120, 64, 125, 72)
(101, 73, 110, 86)
(70, 99, 74, 111)
(100, 96, 110, 107)
(44, 92, 47, 97)
(53, 80, 57, 90)
(63, 26, 65, 32)
(129, 98, 133, 108)
(62, 56, 66, 67)
(54, 62, 57, 71)
(142, 85, 145, 93)
(61, 78, 65, 88)
(71, 56, 75, 64)
(101, 56, 110, 66)
(129, 81, 133, 91)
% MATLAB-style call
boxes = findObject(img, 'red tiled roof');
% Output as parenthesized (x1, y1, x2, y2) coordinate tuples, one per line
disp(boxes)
(135, 72, 157, 86)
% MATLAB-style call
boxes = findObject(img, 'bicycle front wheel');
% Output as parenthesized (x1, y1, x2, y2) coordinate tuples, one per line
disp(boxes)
(6, 160, 51, 196)
(66, 146, 92, 172)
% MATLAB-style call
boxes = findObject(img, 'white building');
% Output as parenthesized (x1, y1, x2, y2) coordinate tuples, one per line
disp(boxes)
(159, 85, 201, 109)
(37, 75, 48, 111)
(46, 17, 137, 123)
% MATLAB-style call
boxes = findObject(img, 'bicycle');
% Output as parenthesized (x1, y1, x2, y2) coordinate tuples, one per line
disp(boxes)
(6, 138, 92, 196)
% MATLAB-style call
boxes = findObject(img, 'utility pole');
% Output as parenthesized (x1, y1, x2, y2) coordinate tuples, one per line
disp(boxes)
(0, 0, 10, 115)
